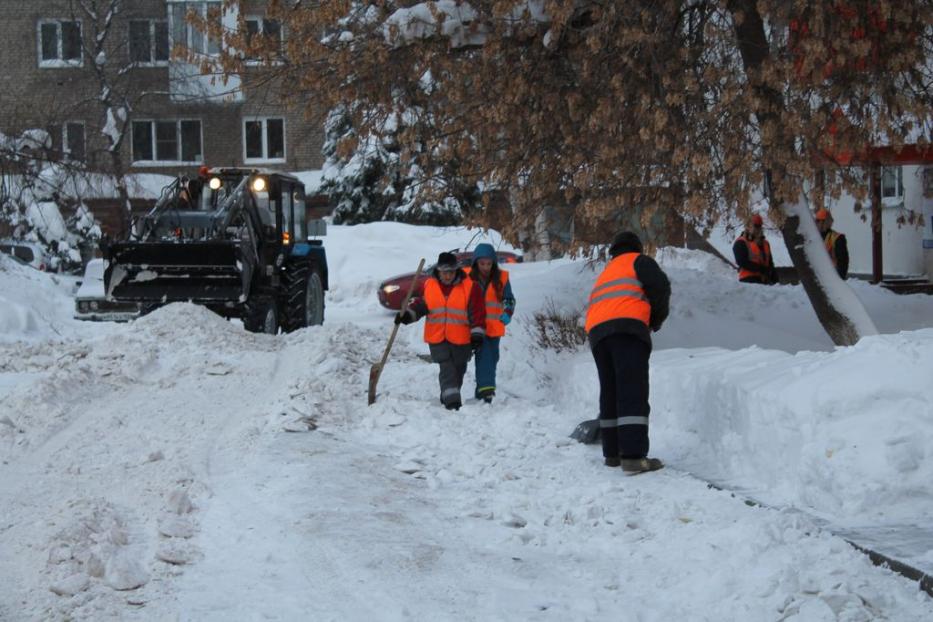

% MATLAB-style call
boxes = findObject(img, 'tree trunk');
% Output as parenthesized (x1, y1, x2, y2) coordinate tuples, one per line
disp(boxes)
(780, 196, 878, 346)
(108, 150, 133, 238)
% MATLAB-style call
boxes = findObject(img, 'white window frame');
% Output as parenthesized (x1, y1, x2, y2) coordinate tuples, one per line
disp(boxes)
(131, 119, 204, 166)
(243, 15, 284, 65)
(129, 19, 170, 66)
(63, 121, 86, 161)
(37, 19, 83, 68)
(243, 117, 286, 164)
(881, 166, 904, 207)
(168, 1, 223, 57)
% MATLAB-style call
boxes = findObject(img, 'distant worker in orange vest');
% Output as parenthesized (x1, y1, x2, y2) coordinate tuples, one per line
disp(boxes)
(732, 214, 777, 284)
(467, 243, 516, 404)
(815, 208, 849, 279)
(585, 231, 670, 474)
(395, 252, 486, 411)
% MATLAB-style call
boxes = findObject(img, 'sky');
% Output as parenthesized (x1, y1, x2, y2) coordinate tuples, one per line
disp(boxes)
(1, 221, 932, 621)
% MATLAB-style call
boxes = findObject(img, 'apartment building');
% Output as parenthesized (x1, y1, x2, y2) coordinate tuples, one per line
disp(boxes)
(0, 1, 322, 196)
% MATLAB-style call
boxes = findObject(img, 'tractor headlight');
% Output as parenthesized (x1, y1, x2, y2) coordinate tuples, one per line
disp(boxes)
(382, 284, 401, 294)
(90, 301, 99, 310)
(209, 177, 222, 190)
(251, 177, 267, 193)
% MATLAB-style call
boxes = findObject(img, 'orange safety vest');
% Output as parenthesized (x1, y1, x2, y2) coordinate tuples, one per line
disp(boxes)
(422, 277, 473, 345)
(737, 236, 772, 281)
(584, 253, 651, 333)
(824, 230, 840, 267)
(463, 267, 510, 338)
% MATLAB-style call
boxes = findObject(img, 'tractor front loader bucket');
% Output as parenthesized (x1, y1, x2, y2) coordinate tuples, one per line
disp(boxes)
(104, 241, 253, 304)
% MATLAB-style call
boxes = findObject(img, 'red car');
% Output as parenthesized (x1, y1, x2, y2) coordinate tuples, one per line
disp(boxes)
(377, 249, 522, 310)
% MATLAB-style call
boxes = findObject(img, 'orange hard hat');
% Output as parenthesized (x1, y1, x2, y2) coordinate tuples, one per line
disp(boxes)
(815, 208, 831, 221)
(750, 214, 764, 226)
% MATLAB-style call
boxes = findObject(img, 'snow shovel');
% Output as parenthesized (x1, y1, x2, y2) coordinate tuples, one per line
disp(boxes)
(570, 418, 601, 444)
(368, 258, 426, 405)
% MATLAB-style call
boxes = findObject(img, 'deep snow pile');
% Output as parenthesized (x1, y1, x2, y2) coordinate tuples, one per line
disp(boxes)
(0, 254, 89, 341)
(1, 222, 932, 621)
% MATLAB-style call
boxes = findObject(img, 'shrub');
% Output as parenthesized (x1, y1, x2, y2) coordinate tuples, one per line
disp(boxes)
(526, 298, 588, 352)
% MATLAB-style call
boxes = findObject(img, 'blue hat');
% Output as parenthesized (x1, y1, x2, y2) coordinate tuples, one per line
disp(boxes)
(473, 243, 496, 261)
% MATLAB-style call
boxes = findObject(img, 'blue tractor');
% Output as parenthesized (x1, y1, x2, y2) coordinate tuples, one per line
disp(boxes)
(102, 168, 327, 333)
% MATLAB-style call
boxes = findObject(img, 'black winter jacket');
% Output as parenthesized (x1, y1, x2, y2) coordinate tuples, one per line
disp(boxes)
(732, 235, 777, 284)
(821, 230, 849, 279)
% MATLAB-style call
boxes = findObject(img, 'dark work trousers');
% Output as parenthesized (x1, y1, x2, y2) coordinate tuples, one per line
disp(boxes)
(429, 341, 473, 407)
(592, 333, 651, 459)
(473, 336, 500, 399)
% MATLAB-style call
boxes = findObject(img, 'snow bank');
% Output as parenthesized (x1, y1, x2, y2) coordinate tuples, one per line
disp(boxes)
(649, 330, 933, 527)
(0, 254, 80, 341)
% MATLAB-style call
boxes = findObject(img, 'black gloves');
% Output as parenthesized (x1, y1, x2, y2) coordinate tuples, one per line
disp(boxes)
(395, 309, 415, 325)
(470, 332, 484, 352)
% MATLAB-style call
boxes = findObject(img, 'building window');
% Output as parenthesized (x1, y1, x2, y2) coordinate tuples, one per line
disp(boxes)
(64, 122, 86, 161)
(244, 118, 285, 162)
(170, 2, 222, 56)
(132, 120, 202, 163)
(244, 17, 282, 62)
(48, 122, 86, 162)
(130, 20, 170, 64)
(38, 20, 82, 67)
(881, 166, 904, 201)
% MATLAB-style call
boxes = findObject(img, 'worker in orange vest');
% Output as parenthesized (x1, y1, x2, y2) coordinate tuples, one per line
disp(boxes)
(815, 208, 849, 279)
(732, 214, 777, 284)
(467, 243, 516, 404)
(585, 231, 670, 474)
(395, 252, 486, 410)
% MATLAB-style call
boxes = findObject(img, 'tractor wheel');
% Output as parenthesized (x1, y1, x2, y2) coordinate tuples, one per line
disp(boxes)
(283, 261, 325, 332)
(243, 296, 279, 334)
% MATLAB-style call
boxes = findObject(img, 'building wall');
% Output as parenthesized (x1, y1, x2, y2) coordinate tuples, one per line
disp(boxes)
(0, 0, 323, 180)
(825, 165, 928, 278)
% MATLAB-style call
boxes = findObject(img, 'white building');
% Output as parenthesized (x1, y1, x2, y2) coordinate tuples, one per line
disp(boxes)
(825, 164, 933, 280)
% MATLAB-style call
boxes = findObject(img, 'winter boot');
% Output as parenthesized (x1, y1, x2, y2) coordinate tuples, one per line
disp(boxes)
(482, 392, 495, 404)
(445, 400, 462, 411)
(604, 457, 621, 468)
(621, 457, 663, 474)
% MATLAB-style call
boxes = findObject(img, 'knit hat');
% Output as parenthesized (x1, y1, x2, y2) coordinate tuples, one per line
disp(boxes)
(814, 208, 831, 221)
(473, 243, 496, 262)
(608, 231, 643, 257)
(435, 252, 458, 271)
(750, 214, 764, 226)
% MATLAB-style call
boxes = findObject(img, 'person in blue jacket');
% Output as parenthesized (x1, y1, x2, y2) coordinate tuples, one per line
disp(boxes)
(468, 243, 516, 404)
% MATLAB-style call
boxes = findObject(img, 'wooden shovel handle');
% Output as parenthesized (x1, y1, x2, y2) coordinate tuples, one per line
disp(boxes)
(368, 258, 425, 404)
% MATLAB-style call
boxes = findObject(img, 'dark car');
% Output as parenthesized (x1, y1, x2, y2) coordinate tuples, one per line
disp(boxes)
(377, 249, 522, 310)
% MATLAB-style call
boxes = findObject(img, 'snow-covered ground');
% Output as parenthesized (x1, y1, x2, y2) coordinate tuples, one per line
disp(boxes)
(1, 224, 932, 621)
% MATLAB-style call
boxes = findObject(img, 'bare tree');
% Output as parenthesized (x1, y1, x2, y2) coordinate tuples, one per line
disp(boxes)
(1, 129, 103, 270)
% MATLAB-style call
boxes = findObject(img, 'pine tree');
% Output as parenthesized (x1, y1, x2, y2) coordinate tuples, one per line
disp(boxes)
(322, 102, 479, 226)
